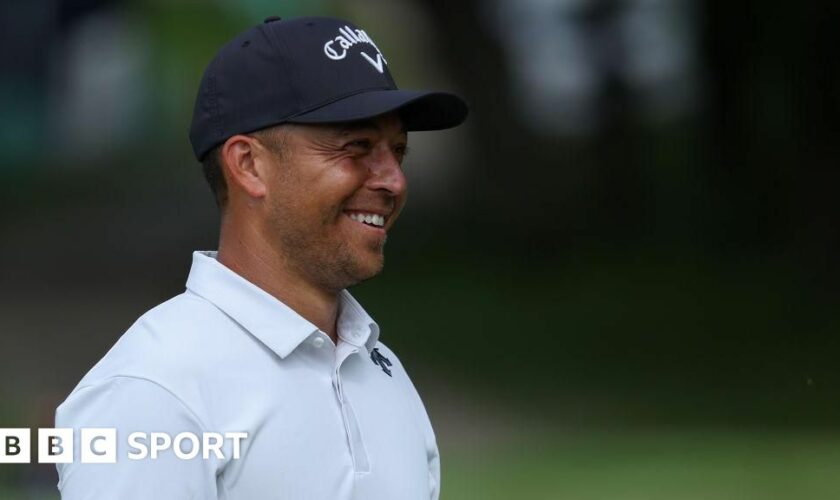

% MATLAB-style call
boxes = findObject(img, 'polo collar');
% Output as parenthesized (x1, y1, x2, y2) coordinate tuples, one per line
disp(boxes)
(337, 289, 380, 352)
(185, 251, 379, 358)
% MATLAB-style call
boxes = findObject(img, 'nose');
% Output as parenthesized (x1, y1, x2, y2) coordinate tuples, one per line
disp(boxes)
(366, 145, 407, 197)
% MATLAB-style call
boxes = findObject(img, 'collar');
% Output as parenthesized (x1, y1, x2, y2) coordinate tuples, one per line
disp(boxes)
(185, 251, 380, 358)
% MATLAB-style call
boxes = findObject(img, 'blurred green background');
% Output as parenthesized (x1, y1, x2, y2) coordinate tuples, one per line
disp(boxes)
(2, 0, 840, 498)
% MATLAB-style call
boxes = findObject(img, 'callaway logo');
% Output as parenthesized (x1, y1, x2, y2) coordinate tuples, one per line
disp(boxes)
(323, 25, 388, 73)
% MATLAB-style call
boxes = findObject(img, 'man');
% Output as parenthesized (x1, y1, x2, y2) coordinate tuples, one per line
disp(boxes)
(55, 16, 467, 499)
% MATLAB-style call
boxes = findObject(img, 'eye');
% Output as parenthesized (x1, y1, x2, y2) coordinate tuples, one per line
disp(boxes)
(394, 144, 410, 162)
(344, 138, 373, 153)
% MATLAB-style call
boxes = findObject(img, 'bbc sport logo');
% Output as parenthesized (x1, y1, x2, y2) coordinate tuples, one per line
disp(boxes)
(0, 428, 247, 464)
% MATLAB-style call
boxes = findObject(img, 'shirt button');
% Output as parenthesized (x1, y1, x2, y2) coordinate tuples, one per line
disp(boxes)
(312, 337, 325, 348)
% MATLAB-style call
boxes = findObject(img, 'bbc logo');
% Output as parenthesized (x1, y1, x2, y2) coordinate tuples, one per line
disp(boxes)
(1, 428, 247, 463)
(1, 428, 114, 464)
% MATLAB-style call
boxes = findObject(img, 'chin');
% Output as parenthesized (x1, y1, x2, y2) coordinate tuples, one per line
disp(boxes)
(342, 252, 385, 288)
(354, 257, 385, 282)
(328, 240, 387, 289)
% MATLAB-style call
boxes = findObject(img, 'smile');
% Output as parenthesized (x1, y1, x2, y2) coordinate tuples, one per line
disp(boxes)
(346, 211, 385, 228)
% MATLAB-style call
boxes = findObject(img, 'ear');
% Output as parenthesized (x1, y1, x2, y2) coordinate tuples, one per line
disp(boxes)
(219, 134, 270, 200)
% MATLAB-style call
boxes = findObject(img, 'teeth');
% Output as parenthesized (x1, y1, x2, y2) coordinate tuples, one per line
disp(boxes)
(348, 212, 385, 227)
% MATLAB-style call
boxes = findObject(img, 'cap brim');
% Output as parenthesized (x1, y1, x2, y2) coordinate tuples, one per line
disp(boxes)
(285, 90, 468, 131)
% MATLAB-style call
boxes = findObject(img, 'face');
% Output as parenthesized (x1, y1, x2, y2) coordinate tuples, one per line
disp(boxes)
(259, 113, 408, 292)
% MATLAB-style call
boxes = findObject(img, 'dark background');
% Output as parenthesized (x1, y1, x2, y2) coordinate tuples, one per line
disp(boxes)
(2, 0, 839, 497)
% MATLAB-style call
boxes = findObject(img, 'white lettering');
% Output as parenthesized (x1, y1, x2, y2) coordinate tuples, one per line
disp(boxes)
(127, 432, 148, 460)
(2, 428, 250, 462)
(340, 26, 359, 44)
(324, 40, 346, 60)
(360, 52, 385, 73)
(150, 432, 171, 459)
(225, 432, 248, 460)
(174, 432, 200, 460)
(202, 432, 224, 460)
(322, 25, 387, 70)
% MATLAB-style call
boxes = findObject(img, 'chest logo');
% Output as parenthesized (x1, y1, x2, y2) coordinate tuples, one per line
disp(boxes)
(370, 348, 392, 377)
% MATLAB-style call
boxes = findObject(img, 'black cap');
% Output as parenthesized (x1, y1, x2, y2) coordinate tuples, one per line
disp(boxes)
(189, 16, 468, 161)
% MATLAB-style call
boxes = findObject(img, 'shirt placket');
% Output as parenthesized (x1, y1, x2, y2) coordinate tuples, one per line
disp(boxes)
(332, 340, 370, 474)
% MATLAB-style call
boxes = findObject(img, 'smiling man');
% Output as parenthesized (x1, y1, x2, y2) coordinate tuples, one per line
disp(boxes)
(55, 16, 467, 500)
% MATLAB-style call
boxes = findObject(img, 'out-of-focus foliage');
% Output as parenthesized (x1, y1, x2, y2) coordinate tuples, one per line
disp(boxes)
(2, 0, 839, 497)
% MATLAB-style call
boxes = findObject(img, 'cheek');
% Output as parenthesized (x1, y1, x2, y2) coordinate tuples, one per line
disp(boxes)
(270, 155, 368, 224)
(263, 175, 314, 230)
(321, 165, 368, 202)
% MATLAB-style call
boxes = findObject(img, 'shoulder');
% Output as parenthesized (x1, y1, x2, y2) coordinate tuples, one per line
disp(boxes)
(369, 341, 422, 397)
(60, 291, 247, 425)
(369, 340, 439, 458)
(369, 340, 413, 375)
(56, 374, 207, 431)
(54, 374, 221, 497)
(77, 291, 229, 381)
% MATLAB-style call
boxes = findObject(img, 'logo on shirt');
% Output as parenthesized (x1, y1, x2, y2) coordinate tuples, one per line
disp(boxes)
(370, 348, 392, 377)
(323, 25, 388, 73)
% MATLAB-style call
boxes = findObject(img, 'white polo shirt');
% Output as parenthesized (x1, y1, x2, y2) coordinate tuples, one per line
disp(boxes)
(55, 251, 440, 500)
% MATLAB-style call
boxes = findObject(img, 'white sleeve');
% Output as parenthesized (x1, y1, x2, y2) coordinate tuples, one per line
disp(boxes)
(387, 352, 441, 500)
(55, 376, 219, 500)
(408, 381, 440, 500)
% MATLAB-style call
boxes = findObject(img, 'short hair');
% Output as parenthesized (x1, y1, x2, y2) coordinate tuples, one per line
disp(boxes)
(200, 125, 289, 208)
(201, 145, 227, 207)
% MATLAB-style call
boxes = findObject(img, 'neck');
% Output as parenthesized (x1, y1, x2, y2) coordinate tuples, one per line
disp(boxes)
(216, 215, 340, 342)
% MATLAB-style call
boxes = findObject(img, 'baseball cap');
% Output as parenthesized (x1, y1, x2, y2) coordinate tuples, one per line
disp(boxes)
(189, 16, 469, 161)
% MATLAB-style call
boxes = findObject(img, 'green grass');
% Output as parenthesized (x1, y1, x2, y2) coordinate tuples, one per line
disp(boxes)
(442, 429, 840, 500)
(0, 485, 59, 500)
(3, 430, 840, 498)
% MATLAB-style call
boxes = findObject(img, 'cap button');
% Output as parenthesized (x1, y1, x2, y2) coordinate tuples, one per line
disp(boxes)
(264, 16, 282, 23)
